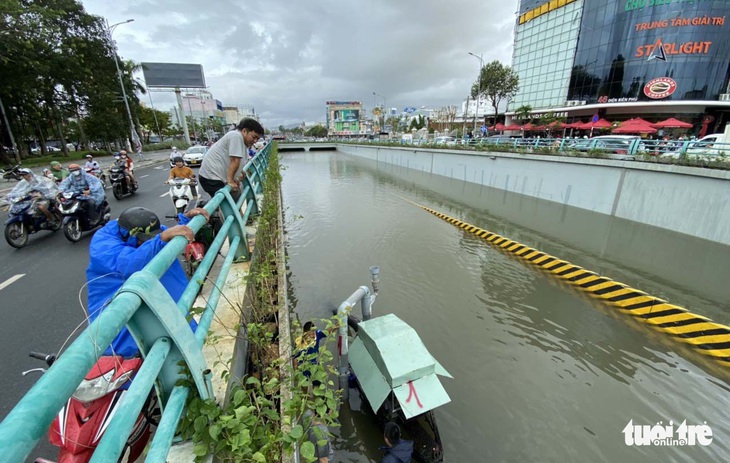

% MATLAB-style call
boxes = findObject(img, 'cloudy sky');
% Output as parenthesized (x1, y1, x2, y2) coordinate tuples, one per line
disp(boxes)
(80, 0, 518, 128)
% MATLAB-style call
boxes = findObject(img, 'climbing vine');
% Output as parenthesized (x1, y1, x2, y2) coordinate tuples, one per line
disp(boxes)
(177, 147, 341, 462)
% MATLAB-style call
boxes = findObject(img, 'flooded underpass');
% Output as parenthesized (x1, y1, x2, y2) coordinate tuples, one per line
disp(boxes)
(280, 150, 730, 462)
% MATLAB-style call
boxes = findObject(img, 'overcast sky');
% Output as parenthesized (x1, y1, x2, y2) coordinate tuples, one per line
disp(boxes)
(80, 0, 518, 128)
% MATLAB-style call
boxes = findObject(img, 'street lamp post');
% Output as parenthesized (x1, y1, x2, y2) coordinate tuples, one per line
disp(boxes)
(468, 52, 484, 136)
(373, 92, 386, 132)
(107, 19, 138, 151)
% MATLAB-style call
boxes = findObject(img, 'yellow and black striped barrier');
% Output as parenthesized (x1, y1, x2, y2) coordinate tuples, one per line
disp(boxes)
(419, 205, 730, 367)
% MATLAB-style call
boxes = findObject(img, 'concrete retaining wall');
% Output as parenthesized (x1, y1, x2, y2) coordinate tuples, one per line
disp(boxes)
(338, 145, 730, 246)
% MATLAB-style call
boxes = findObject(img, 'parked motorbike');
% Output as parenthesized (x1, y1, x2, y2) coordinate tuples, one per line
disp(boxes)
(25, 352, 158, 463)
(57, 191, 111, 242)
(2, 164, 23, 181)
(85, 166, 108, 189)
(3, 195, 61, 248)
(167, 177, 195, 214)
(109, 159, 137, 200)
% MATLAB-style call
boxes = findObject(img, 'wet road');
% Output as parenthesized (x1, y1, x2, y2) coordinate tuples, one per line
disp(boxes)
(281, 151, 730, 462)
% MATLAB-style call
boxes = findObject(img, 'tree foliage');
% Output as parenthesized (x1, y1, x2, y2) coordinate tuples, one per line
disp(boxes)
(0, 0, 146, 162)
(471, 60, 519, 120)
(305, 125, 327, 138)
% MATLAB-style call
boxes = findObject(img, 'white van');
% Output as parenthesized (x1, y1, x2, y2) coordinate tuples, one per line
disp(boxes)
(685, 133, 729, 157)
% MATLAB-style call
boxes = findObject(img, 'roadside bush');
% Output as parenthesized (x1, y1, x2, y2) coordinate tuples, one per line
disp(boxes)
(142, 141, 190, 152)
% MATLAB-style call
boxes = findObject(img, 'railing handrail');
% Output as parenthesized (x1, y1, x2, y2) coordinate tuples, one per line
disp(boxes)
(0, 142, 273, 462)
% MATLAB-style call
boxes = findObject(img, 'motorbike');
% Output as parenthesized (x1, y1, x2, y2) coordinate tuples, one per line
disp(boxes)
(25, 352, 158, 463)
(2, 164, 23, 181)
(84, 167, 108, 189)
(3, 195, 61, 248)
(167, 177, 195, 214)
(57, 191, 111, 242)
(109, 160, 137, 200)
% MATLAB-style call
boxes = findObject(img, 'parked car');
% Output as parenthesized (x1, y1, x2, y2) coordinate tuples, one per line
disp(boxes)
(686, 133, 728, 156)
(182, 146, 208, 166)
(568, 135, 640, 160)
(433, 136, 456, 146)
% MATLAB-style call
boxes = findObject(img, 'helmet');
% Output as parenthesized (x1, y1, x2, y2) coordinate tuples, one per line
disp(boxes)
(173, 156, 184, 164)
(118, 207, 163, 244)
(119, 150, 127, 156)
(68, 163, 81, 171)
(18, 168, 32, 176)
(85, 154, 93, 159)
(172, 147, 178, 151)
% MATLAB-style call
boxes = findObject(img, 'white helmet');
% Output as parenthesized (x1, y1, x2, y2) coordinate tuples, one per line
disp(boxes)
(172, 147, 178, 152)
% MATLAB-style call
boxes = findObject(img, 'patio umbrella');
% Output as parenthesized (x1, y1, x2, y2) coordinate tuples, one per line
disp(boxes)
(546, 121, 565, 129)
(494, 123, 506, 131)
(562, 121, 582, 129)
(619, 117, 653, 127)
(652, 117, 693, 129)
(502, 124, 522, 131)
(576, 118, 613, 130)
(521, 123, 537, 131)
(612, 123, 657, 134)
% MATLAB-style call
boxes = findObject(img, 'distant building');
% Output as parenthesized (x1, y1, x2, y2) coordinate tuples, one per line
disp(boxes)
(326, 101, 363, 136)
(509, 0, 730, 133)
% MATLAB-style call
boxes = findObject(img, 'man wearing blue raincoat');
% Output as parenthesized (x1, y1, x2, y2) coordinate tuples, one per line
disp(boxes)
(58, 163, 105, 220)
(86, 206, 209, 357)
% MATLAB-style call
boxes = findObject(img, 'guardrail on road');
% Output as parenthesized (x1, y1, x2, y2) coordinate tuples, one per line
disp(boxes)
(0, 142, 272, 462)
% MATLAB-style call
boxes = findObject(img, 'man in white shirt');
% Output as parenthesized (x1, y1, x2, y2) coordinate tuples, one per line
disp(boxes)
(198, 118, 264, 198)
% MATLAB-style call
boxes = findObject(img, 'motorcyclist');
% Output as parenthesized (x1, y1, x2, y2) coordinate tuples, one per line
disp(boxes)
(86, 206, 209, 356)
(8, 168, 59, 225)
(166, 156, 198, 199)
(49, 161, 69, 183)
(84, 154, 102, 176)
(119, 151, 137, 189)
(169, 146, 180, 164)
(58, 163, 105, 220)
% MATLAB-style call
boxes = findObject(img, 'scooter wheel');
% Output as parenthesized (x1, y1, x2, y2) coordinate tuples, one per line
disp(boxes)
(63, 219, 83, 242)
(4, 222, 28, 248)
(113, 184, 123, 200)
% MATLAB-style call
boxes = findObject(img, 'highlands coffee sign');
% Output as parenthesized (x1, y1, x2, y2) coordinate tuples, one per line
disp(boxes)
(643, 77, 677, 99)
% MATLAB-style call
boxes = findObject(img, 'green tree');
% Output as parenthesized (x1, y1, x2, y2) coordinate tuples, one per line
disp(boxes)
(305, 125, 328, 138)
(138, 105, 171, 143)
(514, 105, 532, 123)
(472, 60, 519, 123)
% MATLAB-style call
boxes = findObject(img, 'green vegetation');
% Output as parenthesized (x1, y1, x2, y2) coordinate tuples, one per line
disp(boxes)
(471, 60, 520, 123)
(178, 148, 340, 462)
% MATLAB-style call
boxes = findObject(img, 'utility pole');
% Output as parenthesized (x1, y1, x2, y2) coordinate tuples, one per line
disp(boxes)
(468, 52, 484, 135)
(107, 19, 138, 151)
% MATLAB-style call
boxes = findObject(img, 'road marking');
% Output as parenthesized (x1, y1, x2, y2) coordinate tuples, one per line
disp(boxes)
(0, 274, 25, 291)
(160, 192, 170, 197)
(139, 175, 149, 178)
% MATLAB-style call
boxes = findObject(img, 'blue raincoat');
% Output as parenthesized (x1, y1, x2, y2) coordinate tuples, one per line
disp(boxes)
(59, 171, 105, 206)
(86, 220, 194, 357)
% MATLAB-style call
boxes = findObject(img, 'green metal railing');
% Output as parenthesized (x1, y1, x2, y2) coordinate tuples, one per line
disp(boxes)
(0, 142, 273, 462)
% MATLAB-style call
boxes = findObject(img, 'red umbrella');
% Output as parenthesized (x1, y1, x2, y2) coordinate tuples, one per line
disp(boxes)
(547, 121, 565, 129)
(652, 117, 693, 129)
(612, 123, 657, 134)
(503, 124, 522, 131)
(619, 117, 653, 127)
(494, 123, 506, 131)
(563, 121, 583, 129)
(577, 118, 613, 130)
(521, 123, 538, 131)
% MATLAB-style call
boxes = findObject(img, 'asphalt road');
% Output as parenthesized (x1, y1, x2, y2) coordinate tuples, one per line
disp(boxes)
(0, 153, 188, 459)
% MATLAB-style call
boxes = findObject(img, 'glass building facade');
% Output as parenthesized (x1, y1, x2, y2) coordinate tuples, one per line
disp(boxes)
(511, 0, 730, 126)
(568, 0, 730, 105)
(512, 0, 584, 109)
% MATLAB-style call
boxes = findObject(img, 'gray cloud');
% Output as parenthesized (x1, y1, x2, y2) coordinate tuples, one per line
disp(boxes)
(81, 0, 518, 128)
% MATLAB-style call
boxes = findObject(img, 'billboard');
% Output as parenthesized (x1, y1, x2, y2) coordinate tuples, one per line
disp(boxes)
(141, 63, 206, 88)
(334, 109, 359, 121)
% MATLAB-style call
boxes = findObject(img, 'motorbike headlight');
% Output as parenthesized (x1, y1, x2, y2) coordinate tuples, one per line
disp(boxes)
(66, 203, 80, 213)
(72, 368, 134, 403)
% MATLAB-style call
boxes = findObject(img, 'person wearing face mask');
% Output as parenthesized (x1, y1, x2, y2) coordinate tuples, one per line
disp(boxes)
(86, 206, 208, 356)
(58, 163, 106, 222)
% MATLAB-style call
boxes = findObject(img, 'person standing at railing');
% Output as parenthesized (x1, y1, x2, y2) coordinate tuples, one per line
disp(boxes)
(198, 117, 264, 199)
(86, 206, 209, 357)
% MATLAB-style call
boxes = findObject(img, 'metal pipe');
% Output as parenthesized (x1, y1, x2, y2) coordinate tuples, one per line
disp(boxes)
(337, 286, 370, 397)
